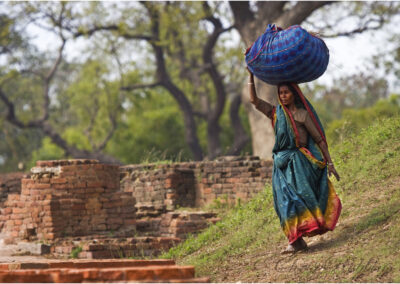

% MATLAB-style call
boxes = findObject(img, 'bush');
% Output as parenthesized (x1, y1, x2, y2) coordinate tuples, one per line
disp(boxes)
(326, 95, 400, 145)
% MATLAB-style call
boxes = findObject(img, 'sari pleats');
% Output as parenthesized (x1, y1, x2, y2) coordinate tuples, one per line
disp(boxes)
(272, 84, 341, 244)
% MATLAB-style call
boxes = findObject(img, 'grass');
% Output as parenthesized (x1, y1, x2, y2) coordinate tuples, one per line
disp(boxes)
(161, 185, 284, 276)
(161, 116, 400, 282)
(69, 246, 82, 259)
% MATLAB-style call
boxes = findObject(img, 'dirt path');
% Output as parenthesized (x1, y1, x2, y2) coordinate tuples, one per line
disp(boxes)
(195, 178, 400, 282)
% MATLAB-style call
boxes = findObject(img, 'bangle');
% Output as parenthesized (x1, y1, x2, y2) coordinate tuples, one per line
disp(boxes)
(248, 82, 254, 85)
(327, 162, 334, 166)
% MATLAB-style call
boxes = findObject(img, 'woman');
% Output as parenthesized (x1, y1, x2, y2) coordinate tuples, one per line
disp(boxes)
(247, 69, 342, 253)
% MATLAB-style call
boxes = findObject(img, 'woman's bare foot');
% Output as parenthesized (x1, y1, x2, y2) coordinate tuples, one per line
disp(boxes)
(281, 237, 308, 254)
(281, 244, 296, 254)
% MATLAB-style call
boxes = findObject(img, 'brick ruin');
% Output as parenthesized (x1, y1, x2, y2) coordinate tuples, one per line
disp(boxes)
(1, 160, 135, 242)
(0, 156, 273, 258)
(120, 156, 272, 208)
(0, 259, 209, 283)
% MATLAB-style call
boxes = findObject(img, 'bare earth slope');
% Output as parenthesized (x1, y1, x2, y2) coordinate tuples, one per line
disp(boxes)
(164, 116, 400, 282)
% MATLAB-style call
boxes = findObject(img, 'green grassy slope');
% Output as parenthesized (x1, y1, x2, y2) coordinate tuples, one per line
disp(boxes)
(162, 116, 400, 282)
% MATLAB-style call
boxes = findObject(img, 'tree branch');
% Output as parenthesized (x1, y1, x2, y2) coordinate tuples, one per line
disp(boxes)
(320, 16, 386, 38)
(202, 1, 237, 159)
(275, 1, 333, 27)
(0, 88, 26, 128)
(83, 102, 100, 150)
(202, 2, 233, 123)
(120, 82, 161, 91)
(193, 111, 207, 119)
(96, 111, 118, 152)
(140, 1, 204, 160)
(229, 1, 255, 29)
(40, 37, 66, 123)
(256, 1, 287, 24)
(0, 87, 121, 164)
(0, 3, 123, 165)
(68, 23, 154, 41)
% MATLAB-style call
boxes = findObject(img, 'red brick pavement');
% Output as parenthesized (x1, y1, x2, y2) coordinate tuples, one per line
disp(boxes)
(0, 259, 209, 283)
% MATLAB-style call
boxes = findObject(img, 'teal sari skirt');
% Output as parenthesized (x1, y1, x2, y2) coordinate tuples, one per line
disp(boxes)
(273, 147, 341, 243)
(271, 85, 341, 244)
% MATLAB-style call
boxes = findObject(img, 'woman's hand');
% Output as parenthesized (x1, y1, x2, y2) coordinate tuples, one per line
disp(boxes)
(328, 164, 340, 181)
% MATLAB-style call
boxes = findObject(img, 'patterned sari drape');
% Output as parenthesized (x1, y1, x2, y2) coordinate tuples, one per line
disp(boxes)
(271, 83, 341, 244)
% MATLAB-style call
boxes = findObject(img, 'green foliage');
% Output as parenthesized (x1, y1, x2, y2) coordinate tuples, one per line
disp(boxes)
(106, 86, 192, 164)
(0, 2, 252, 167)
(355, 198, 400, 233)
(29, 137, 65, 167)
(306, 73, 390, 126)
(0, 122, 43, 172)
(0, 13, 24, 55)
(332, 115, 400, 193)
(326, 95, 400, 145)
(69, 246, 83, 259)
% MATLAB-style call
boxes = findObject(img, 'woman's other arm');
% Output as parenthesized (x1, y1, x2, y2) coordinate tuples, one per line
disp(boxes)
(304, 114, 341, 181)
(317, 140, 341, 181)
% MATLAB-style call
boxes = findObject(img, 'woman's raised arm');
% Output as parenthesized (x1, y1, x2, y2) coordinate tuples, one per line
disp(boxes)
(247, 68, 274, 118)
(247, 68, 259, 105)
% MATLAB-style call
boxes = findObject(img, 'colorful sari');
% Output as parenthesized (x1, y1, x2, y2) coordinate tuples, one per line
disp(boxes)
(271, 83, 341, 244)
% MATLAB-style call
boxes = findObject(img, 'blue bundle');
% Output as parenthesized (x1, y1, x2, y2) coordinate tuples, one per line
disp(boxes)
(245, 24, 329, 85)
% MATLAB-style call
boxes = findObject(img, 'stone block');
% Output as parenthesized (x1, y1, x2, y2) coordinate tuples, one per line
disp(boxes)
(16, 242, 51, 255)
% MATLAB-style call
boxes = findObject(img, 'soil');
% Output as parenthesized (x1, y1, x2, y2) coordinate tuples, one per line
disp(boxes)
(182, 177, 400, 282)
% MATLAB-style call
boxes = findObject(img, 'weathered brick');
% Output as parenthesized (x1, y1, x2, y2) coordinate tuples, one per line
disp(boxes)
(2, 207, 12, 214)
(51, 178, 67, 184)
(53, 183, 70, 190)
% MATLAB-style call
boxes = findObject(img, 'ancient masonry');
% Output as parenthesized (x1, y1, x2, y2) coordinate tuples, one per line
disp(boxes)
(1, 160, 136, 242)
(0, 259, 209, 283)
(0, 156, 273, 258)
(121, 156, 273, 209)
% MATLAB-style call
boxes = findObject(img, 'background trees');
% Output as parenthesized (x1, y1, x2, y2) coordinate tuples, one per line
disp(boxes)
(0, 1, 399, 172)
(229, 1, 400, 158)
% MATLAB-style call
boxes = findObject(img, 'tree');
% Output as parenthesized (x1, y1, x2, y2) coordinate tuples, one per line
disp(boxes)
(1, 1, 398, 168)
(308, 73, 389, 123)
(0, 2, 250, 165)
(112, 2, 249, 160)
(0, 2, 251, 169)
(0, 3, 122, 164)
(229, 1, 399, 158)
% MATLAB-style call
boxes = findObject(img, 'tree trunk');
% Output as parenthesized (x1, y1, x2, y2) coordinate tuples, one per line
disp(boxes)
(226, 92, 250, 156)
(240, 81, 277, 159)
(229, 1, 331, 159)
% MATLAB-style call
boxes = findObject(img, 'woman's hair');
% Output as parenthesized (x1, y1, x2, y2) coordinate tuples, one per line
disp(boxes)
(277, 83, 303, 107)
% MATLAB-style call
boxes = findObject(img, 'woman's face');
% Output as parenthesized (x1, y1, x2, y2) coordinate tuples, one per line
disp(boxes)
(279, 85, 295, 106)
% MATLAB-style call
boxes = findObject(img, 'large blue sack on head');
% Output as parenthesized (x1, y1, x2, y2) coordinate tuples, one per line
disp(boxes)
(245, 24, 329, 85)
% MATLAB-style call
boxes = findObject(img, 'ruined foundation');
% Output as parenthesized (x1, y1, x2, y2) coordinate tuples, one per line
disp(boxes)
(0, 160, 136, 243)
(0, 156, 273, 259)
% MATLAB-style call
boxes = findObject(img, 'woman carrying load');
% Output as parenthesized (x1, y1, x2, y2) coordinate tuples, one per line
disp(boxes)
(247, 69, 342, 253)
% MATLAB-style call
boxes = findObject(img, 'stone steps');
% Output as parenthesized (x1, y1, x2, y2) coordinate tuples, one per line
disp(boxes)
(0, 259, 209, 283)
(52, 236, 182, 259)
(0, 259, 175, 270)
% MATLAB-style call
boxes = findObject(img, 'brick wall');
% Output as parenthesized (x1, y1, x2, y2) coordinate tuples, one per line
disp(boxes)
(0, 156, 272, 247)
(120, 165, 196, 211)
(0, 160, 136, 243)
(0, 172, 25, 232)
(0, 172, 25, 205)
(121, 156, 273, 209)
